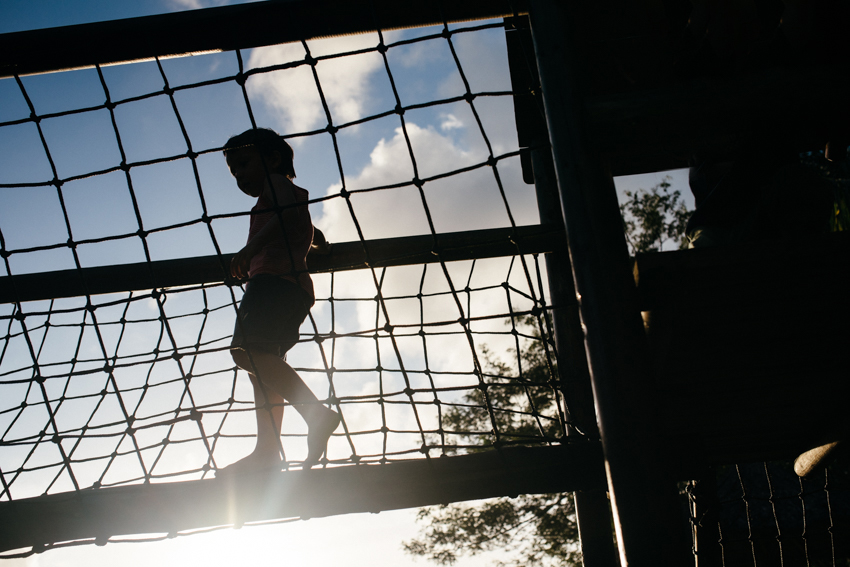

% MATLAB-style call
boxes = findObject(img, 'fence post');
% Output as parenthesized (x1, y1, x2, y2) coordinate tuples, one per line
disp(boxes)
(527, 0, 692, 564)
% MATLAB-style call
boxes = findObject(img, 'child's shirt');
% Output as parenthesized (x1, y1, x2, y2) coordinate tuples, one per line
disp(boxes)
(247, 178, 314, 303)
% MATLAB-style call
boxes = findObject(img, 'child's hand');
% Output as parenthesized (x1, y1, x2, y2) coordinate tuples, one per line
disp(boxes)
(310, 240, 333, 255)
(309, 226, 332, 255)
(230, 245, 255, 280)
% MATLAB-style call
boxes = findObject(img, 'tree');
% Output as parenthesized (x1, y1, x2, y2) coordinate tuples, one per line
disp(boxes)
(619, 177, 691, 254)
(403, 318, 581, 567)
(403, 180, 693, 566)
(404, 492, 579, 567)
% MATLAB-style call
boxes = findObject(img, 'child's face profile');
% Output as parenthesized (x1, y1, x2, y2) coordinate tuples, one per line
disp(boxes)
(225, 147, 281, 198)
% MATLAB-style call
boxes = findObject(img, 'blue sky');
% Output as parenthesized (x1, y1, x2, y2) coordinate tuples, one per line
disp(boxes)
(0, 1, 690, 565)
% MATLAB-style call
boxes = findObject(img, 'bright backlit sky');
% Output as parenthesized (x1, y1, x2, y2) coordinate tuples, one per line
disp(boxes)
(0, 2, 690, 566)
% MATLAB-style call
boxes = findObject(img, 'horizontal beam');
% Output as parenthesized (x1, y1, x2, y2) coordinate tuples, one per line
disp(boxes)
(589, 63, 850, 176)
(0, 443, 604, 553)
(0, 0, 526, 79)
(0, 224, 563, 304)
(636, 231, 850, 470)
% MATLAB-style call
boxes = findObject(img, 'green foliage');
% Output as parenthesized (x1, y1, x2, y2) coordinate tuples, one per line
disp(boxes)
(440, 318, 564, 452)
(405, 316, 578, 566)
(403, 493, 580, 567)
(620, 177, 691, 254)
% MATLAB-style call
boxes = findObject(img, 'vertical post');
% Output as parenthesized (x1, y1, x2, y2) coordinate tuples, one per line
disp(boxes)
(527, 1, 692, 565)
(532, 148, 619, 567)
(507, 14, 618, 564)
(689, 471, 721, 566)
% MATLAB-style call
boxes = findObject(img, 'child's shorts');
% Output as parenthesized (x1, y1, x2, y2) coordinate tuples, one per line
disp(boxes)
(231, 275, 312, 358)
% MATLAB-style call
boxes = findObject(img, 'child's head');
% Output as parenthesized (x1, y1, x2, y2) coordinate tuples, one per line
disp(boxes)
(223, 128, 295, 179)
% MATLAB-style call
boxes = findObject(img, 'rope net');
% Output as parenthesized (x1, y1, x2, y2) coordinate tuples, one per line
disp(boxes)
(0, 13, 567, 510)
(688, 458, 850, 565)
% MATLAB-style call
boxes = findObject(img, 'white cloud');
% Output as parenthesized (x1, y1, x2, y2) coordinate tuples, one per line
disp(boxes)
(310, 121, 541, 406)
(165, 0, 225, 9)
(165, 0, 203, 8)
(440, 113, 463, 131)
(247, 35, 384, 135)
(317, 121, 533, 243)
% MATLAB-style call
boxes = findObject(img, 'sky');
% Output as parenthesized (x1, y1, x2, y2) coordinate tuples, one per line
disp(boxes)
(0, 1, 691, 565)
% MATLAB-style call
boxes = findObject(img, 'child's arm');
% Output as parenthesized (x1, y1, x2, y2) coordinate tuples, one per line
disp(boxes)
(230, 175, 301, 279)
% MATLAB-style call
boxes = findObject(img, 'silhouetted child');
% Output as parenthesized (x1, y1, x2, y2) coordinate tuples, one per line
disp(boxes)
(220, 127, 338, 473)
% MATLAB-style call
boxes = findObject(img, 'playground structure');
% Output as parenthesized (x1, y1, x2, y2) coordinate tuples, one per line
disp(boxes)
(2, 0, 850, 564)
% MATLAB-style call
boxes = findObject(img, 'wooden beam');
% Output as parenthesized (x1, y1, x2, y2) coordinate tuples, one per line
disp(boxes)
(528, 0, 693, 562)
(505, 7, 850, 179)
(794, 442, 842, 478)
(0, 0, 527, 79)
(0, 443, 604, 554)
(527, 134, 618, 565)
(0, 224, 562, 304)
(532, 153, 619, 566)
(635, 231, 850, 470)
(590, 63, 850, 177)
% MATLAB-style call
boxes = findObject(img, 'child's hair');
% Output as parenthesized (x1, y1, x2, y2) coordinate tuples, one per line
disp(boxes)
(223, 127, 296, 178)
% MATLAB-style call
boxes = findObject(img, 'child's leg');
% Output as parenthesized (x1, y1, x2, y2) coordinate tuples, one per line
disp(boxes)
(249, 374, 284, 459)
(233, 348, 339, 467)
(217, 350, 286, 474)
